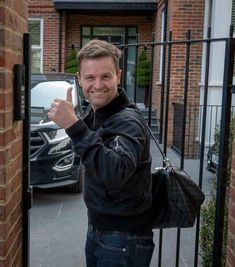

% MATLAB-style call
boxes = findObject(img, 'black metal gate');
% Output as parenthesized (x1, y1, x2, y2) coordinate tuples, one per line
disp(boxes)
(22, 33, 32, 267)
(119, 26, 235, 267)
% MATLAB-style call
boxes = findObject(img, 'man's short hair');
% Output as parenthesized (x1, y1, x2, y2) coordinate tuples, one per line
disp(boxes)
(77, 39, 122, 71)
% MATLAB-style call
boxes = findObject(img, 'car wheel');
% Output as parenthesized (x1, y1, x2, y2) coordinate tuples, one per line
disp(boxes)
(67, 165, 84, 193)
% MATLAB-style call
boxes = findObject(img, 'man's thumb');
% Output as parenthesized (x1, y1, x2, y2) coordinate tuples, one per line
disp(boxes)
(66, 87, 73, 102)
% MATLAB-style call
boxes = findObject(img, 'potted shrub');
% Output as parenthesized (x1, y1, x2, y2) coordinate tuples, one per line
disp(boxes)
(65, 46, 78, 73)
(136, 49, 151, 106)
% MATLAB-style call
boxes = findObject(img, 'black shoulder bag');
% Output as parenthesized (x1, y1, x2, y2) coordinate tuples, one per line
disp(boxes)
(147, 125, 205, 229)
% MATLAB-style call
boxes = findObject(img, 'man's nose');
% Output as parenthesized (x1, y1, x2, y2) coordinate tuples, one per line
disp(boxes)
(93, 78, 102, 89)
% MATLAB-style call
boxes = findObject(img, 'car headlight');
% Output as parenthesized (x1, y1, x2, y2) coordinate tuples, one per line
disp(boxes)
(44, 128, 67, 143)
(53, 153, 75, 171)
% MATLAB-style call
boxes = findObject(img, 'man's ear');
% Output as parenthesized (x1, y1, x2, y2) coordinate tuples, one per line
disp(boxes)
(76, 72, 82, 86)
(117, 69, 122, 85)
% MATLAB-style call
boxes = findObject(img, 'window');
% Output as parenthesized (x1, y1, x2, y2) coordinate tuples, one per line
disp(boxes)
(28, 18, 43, 73)
(232, 0, 235, 27)
(81, 26, 137, 46)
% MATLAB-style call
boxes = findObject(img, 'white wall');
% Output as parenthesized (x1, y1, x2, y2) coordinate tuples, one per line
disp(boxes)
(210, 0, 232, 86)
(199, 0, 233, 144)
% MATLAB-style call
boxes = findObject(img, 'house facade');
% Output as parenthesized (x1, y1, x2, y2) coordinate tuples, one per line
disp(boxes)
(28, 0, 156, 103)
(28, 0, 205, 153)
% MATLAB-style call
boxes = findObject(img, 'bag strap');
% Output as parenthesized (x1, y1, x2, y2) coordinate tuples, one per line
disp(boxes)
(146, 124, 165, 158)
(146, 124, 172, 168)
(123, 106, 171, 168)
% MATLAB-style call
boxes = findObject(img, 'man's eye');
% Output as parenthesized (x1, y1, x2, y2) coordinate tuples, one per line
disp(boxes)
(85, 76, 93, 81)
(103, 75, 111, 80)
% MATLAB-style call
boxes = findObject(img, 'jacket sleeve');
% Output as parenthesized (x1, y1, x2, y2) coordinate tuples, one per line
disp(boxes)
(65, 114, 149, 189)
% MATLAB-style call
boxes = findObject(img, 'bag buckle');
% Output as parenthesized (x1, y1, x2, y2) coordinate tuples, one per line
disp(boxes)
(154, 158, 173, 172)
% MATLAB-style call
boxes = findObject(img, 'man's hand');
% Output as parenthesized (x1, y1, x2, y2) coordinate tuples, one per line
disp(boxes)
(48, 87, 79, 129)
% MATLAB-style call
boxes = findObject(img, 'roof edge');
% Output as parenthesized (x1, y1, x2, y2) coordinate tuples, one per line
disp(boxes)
(53, 1, 157, 14)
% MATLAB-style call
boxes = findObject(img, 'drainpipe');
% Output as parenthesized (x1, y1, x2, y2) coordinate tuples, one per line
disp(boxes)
(208, 0, 213, 29)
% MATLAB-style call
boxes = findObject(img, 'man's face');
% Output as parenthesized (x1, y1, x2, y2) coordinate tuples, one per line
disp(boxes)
(77, 56, 122, 111)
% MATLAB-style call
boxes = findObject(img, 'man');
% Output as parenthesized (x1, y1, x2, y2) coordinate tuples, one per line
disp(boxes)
(48, 39, 154, 267)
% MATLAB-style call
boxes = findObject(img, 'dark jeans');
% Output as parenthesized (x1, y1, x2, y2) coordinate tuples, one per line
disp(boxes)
(85, 224, 155, 267)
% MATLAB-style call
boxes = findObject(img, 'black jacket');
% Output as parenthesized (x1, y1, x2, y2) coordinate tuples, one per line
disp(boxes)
(66, 88, 153, 233)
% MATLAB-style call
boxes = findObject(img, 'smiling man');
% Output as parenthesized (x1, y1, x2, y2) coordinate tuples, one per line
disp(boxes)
(48, 39, 154, 267)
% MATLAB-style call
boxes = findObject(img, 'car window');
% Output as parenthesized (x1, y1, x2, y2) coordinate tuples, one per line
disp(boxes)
(31, 81, 76, 108)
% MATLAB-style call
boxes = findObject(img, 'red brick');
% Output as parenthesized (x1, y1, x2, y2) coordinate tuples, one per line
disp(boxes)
(1, 1, 26, 266)
(0, 129, 14, 147)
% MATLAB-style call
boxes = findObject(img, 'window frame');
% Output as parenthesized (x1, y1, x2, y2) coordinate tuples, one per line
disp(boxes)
(80, 25, 137, 46)
(232, 0, 235, 28)
(28, 17, 44, 73)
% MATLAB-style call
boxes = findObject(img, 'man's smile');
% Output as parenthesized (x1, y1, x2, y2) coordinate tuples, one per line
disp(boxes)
(90, 89, 108, 95)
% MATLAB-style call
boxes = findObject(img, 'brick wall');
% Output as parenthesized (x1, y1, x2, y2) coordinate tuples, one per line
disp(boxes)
(0, 0, 28, 266)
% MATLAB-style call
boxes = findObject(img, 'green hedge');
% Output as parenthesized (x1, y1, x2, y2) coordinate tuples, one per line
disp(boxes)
(200, 179, 228, 267)
(200, 123, 234, 266)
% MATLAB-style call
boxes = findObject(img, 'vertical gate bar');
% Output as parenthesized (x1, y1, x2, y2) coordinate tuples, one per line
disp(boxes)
(159, 25, 167, 143)
(148, 32, 156, 127)
(58, 12, 62, 72)
(121, 35, 127, 90)
(159, 0, 169, 145)
(188, 106, 192, 156)
(163, 31, 172, 155)
(208, 105, 213, 147)
(193, 105, 199, 158)
(194, 27, 212, 267)
(22, 33, 31, 267)
(192, 105, 197, 157)
(157, 31, 172, 267)
(212, 27, 235, 267)
(176, 29, 191, 267)
(215, 106, 218, 128)
(180, 30, 191, 166)
(198, 105, 202, 155)
(121, 45, 125, 89)
(134, 34, 140, 103)
(158, 230, 163, 267)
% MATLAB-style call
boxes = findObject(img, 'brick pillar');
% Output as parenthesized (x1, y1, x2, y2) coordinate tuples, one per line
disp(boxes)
(226, 123, 235, 267)
(0, 0, 28, 266)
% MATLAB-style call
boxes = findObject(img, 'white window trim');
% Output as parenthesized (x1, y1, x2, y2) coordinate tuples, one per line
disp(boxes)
(28, 17, 44, 73)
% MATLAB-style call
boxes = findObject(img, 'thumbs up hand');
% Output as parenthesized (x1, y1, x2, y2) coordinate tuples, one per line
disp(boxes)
(48, 87, 79, 129)
(66, 86, 73, 103)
